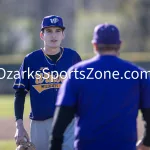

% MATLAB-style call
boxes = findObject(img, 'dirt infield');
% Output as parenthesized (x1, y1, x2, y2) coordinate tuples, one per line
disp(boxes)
(0, 118, 30, 140)
(0, 115, 144, 141)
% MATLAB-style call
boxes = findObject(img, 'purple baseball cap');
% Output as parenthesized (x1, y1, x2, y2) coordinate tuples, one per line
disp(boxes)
(41, 15, 65, 30)
(91, 23, 121, 45)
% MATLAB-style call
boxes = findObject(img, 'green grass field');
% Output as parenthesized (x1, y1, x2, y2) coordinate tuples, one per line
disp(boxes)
(0, 94, 30, 150)
(0, 94, 30, 118)
(0, 140, 16, 150)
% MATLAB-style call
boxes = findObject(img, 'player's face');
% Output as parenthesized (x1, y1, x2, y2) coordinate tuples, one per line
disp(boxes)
(41, 27, 65, 48)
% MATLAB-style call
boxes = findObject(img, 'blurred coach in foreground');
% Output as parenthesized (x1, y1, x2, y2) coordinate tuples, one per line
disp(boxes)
(49, 23, 150, 150)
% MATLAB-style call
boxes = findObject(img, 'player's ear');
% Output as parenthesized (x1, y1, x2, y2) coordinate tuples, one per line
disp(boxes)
(62, 31, 65, 39)
(117, 43, 121, 56)
(92, 43, 99, 54)
(40, 31, 44, 40)
(92, 43, 98, 51)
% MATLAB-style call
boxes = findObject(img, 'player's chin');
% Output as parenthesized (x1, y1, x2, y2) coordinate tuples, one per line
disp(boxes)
(49, 44, 60, 48)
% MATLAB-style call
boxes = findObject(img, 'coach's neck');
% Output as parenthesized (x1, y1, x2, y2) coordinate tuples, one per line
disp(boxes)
(92, 43, 121, 57)
(99, 51, 120, 56)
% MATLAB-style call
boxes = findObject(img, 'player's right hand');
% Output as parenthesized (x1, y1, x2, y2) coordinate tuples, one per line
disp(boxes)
(14, 119, 29, 146)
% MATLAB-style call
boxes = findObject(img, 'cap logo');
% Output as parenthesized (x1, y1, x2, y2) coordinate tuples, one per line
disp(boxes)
(111, 28, 115, 31)
(50, 18, 59, 24)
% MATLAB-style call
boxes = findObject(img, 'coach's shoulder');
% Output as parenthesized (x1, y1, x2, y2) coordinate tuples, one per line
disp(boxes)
(121, 58, 146, 71)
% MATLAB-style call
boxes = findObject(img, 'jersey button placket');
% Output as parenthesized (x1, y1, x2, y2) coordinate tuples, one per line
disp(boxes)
(53, 64, 57, 92)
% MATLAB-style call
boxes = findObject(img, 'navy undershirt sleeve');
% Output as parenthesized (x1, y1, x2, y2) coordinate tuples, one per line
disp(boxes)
(50, 106, 75, 150)
(14, 89, 26, 121)
(141, 108, 150, 146)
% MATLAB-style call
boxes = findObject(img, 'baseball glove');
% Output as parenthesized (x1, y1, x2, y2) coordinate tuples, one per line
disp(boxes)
(16, 138, 36, 150)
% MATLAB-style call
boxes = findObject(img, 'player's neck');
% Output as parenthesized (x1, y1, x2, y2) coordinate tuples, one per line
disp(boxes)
(43, 46, 60, 55)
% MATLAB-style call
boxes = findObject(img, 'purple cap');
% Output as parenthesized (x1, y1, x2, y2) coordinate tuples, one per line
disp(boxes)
(41, 15, 65, 30)
(91, 23, 121, 44)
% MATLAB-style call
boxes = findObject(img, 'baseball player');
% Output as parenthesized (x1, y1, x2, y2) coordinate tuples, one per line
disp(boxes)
(13, 15, 82, 150)
(49, 24, 150, 150)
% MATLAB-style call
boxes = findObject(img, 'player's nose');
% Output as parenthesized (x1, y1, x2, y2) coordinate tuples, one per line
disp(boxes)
(51, 32, 57, 38)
